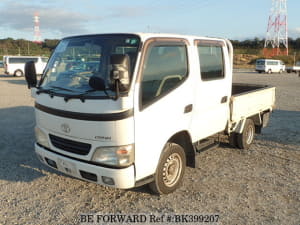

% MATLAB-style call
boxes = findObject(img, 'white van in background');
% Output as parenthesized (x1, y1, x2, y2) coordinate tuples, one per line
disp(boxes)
(4, 56, 48, 77)
(256, 59, 285, 74)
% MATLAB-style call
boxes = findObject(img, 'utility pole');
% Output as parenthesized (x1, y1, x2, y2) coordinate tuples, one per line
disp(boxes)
(263, 0, 288, 57)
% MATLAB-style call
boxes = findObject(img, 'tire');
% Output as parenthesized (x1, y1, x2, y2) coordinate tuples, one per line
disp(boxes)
(267, 69, 272, 74)
(258, 71, 262, 74)
(237, 119, 255, 150)
(14, 69, 23, 77)
(279, 69, 283, 74)
(149, 143, 186, 195)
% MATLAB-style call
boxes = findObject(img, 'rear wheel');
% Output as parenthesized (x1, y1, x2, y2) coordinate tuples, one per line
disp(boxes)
(149, 143, 186, 195)
(237, 119, 255, 150)
(14, 69, 23, 77)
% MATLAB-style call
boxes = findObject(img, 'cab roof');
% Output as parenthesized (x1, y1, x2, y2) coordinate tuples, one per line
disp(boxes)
(63, 32, 227, 44)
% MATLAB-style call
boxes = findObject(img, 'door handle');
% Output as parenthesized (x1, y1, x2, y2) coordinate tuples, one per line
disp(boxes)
(221, 96, 228, 103)
(184, 104, 193, 113)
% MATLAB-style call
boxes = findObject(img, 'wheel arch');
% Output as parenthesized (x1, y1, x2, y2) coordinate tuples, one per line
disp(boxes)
(168, 130, 196, 168)
(14, 69, 24, 76)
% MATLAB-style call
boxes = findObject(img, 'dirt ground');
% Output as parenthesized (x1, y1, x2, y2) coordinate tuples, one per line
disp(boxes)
(0, 69, 299, 225)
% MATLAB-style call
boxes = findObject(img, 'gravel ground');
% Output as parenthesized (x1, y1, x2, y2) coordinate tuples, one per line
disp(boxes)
(0, 69, 299, 225)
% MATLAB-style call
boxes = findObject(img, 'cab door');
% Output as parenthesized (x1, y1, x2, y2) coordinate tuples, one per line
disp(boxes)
(133, 39, 193, 181)
(189, 40, 231, 142)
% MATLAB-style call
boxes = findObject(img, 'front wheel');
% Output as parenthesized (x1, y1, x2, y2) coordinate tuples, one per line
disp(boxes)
(237, 119, 255, 150)
(267, 69, 272, 74)
(149, 143, 186, 195)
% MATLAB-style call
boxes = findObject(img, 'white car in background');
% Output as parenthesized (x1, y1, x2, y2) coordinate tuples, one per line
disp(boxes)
(256, 59, 285, 74)
(4, 55, 48, 77)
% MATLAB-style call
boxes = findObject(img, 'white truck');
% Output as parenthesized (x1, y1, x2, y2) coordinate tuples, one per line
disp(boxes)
(286, 61, 300, 75)
(25, 33, 275, 194)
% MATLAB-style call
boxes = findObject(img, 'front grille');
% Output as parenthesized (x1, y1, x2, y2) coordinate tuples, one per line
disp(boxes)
(49, 134, 91, 155)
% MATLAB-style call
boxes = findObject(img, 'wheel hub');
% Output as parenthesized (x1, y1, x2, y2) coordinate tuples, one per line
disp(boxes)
(245, 125, 254, 145)
(162, 153, 182, 187)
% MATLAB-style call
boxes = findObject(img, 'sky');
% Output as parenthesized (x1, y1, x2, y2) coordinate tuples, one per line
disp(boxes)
(0, 0, 299, 41)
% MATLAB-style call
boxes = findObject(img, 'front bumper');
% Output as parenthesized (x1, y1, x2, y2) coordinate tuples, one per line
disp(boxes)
(35, 143, 136, 189)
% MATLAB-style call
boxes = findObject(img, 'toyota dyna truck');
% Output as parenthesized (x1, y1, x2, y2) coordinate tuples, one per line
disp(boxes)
(25, 33, 275, 194)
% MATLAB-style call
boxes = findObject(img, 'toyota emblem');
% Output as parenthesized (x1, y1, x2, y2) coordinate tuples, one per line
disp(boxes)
(61, 123, 70, 133)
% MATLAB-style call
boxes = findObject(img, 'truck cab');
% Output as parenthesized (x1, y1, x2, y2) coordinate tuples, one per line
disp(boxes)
(25, 33, 275, 194)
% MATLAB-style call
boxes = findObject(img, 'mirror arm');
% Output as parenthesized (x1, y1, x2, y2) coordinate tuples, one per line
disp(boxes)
(113, 79, 120, 101)
(111, 69, 120, 101)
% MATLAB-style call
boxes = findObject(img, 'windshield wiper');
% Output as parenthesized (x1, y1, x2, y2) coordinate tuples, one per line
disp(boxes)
(36, 86, 75, 98)
(63, 89, 97, 102)
(36, 87, 55, 97)
(49, 86, 76, 92)
(37, 87, 104, 103)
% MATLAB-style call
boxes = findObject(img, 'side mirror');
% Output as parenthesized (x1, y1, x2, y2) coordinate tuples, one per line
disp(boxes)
(25, 61, 37, 89)
(89, 76, 106, 91)
(110, 54, 131, 92)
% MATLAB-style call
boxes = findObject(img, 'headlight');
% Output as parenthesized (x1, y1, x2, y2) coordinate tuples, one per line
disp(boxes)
(91, 144, 134, 167)
(35, 127, 50, 148)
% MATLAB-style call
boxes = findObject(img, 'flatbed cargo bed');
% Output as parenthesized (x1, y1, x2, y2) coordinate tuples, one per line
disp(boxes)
(230, 83, 275, 123)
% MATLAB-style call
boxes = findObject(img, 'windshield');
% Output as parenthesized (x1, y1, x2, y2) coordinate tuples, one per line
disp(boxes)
(40, 34, 140, 98)
(256, 60, 265, 65)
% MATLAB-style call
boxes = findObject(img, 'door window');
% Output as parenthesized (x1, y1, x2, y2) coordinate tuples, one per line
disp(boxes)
(140, 44, 188, 107)
(197, 43, 224, 80)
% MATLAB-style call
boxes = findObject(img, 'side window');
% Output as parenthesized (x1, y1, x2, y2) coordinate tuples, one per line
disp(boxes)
(197, 44, 224, 80)
(141, 44, 188, 107)
(28, 58, 38, 63)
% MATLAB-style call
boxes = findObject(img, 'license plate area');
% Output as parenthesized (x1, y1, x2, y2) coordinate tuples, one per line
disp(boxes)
(57, 158, 76, 175)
